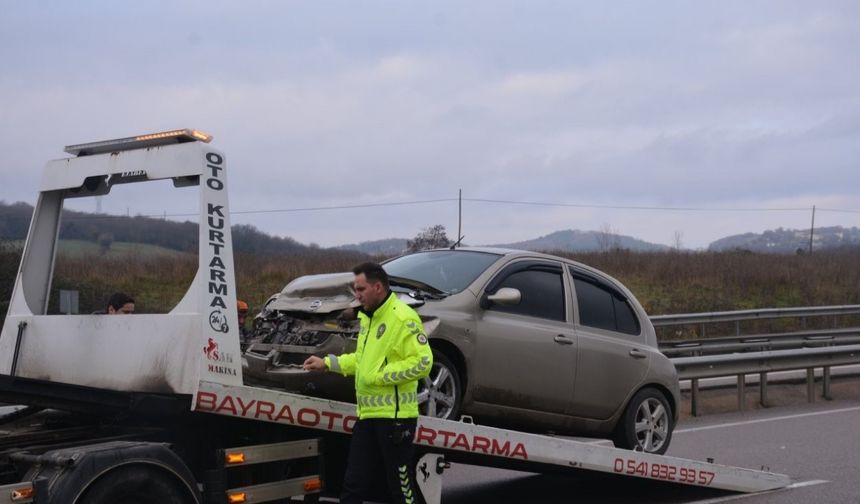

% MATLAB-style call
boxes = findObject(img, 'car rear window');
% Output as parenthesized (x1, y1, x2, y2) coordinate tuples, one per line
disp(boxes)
(384, 250, 501, 294)
(571, 272, 641, 336)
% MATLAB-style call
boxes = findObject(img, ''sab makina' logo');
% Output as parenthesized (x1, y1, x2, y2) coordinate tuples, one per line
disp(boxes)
(204, 338, 220, 360)
(203, 338, 236, 376)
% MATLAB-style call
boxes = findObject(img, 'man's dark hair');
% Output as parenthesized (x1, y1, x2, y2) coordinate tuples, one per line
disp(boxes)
(352, 262, 390, 287)
(108, 292, 135, 311)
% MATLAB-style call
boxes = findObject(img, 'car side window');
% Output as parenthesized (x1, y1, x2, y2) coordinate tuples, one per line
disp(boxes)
(572, 273, 641, 336)
(487, 267, 565, 322)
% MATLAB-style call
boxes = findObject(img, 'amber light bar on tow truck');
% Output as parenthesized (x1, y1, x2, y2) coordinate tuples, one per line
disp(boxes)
(64, 128, 212, 157)
(218, 439, 323, 503)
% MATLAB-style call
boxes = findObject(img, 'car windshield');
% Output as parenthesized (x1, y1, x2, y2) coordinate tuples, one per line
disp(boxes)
(383, 250, 502, 294)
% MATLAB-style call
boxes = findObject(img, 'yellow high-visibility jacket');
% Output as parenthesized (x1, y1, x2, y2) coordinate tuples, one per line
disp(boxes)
(325, 292, 433, 419)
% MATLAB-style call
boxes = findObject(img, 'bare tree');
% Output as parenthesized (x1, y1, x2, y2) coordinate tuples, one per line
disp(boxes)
(407, 224, 452, 252)
(596, 223, 620, 252)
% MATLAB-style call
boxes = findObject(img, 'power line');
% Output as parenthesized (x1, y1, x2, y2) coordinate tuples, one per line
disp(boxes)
(60, 197, 860, 221)
(462, 198, 812, 212)
(230, 198, 459, 215)
(818, 207, 860, 215)
(62, 198, 459, 221)
(464, 198, 860, 214)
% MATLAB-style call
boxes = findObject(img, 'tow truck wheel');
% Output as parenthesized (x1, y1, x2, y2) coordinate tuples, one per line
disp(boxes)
(417, 351, 462, 420)
(78, 465, 193, 504)
(613, 388, 673, 455)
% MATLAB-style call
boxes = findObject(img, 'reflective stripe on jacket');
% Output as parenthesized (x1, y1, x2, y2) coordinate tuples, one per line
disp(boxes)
(325, 292, 433, 419)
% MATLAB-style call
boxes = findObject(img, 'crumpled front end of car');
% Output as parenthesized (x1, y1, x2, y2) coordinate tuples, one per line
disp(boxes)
(243, 306, 360, 401)
(241, 272, 436, 402)
(242, 272, 361, 400)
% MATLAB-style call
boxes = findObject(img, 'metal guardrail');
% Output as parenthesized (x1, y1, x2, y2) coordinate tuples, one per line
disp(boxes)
(670, 344, 860, 416)
(650, 304, 860, 339)
(650, 305, 860, 415)
(651, 304, 860, 327)
(660, 327, 860, 357)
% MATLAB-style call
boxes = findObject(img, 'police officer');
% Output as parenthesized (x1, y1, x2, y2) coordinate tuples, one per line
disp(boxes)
(304, 262, 432, 503)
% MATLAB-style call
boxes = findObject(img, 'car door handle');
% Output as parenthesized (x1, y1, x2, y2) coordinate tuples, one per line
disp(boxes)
(629, 349, 647, 359)
(554, 335, 574, 345)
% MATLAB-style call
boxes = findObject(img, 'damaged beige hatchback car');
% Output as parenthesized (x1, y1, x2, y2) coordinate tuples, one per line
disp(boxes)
(243, 248, 680, 454)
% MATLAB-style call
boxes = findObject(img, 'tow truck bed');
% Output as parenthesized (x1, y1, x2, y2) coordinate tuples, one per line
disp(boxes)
(196, 380, 791, 496)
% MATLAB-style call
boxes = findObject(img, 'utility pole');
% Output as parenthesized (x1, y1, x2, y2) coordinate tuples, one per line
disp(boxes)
(808, 205, 816, 255)
(458, 189, 462, 247)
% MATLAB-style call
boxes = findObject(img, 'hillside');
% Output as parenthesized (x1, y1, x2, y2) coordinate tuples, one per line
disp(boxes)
(336, 238, 408, 256)
(56, 239, 190, 259)
(491, 229, 671, 253)
(708, 226, 860, 253)
(0, 201, 353, 258)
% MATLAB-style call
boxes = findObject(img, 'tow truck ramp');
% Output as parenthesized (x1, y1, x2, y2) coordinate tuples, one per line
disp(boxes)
(195, 380, 791, 501)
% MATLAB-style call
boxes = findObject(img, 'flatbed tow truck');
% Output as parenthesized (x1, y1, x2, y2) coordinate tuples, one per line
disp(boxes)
(0, 130, 791, 503)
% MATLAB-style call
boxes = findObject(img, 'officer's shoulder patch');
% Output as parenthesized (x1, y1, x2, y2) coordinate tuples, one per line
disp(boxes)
(417, 333, 428, 345)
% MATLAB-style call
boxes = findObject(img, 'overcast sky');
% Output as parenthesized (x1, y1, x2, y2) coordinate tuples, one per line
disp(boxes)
(2, 1, 859, 249)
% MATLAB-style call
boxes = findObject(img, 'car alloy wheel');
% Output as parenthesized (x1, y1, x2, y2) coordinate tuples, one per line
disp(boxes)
(417, 352, 461, 420)
(634, 397, 669, 453)
(614, 387, 673, 455)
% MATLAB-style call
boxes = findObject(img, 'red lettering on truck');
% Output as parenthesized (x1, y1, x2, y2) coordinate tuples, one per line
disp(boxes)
(414, 425, 528, 460)
(196, 391, 357, 433)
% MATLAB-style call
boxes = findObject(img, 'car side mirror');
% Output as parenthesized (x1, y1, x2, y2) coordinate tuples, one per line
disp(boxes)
(486, 287, 522, 306)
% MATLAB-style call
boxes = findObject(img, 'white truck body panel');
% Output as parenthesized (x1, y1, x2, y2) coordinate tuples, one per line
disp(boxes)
(0, 141, 242, 394)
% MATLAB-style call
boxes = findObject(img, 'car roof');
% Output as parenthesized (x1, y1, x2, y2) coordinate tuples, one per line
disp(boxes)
(434, 246, 523, 255)
(423, 246, 568, 261)
(424, 247, 626, 283)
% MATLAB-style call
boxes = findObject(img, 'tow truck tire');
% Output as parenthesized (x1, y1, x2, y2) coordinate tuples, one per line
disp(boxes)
(77, 465, 193, 504)
(613, 388, 673, 455)
(418, 351, 462, 421)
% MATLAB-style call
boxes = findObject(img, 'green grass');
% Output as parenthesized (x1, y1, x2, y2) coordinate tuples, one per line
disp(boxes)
(56, 240, 190, 259)
(2, 243, 859, 338)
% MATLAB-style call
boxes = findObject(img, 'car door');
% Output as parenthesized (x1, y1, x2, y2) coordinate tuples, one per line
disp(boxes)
(472, 260, 576, 415)
(567, 267, 650, 420)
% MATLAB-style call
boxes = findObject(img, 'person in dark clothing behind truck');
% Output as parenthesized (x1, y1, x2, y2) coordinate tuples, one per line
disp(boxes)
(106, 292, 135, 314)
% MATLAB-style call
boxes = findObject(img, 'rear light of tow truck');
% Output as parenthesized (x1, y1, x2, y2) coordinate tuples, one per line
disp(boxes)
(9, 485, 34, 502)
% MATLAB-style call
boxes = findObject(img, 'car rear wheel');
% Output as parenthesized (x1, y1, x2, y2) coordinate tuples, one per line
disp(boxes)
(417, 351, 461, 420)
(613, 388, 673, 455)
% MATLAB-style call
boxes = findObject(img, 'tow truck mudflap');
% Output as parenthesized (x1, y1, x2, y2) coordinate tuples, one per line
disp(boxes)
(194, 380, 791, 495)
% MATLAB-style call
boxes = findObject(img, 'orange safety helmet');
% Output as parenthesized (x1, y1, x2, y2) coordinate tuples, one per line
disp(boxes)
(237, 300, 249, 313)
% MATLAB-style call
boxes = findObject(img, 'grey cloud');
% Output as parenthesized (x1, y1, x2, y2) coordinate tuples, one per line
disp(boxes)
(2, 1, 860, 250)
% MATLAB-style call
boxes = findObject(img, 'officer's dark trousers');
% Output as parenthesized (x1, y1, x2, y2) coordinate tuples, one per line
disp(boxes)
(340, 418, 420, 504)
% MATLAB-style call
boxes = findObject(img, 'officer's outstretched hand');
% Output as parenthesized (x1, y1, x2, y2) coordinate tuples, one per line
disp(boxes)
(303, 355, 326, 372)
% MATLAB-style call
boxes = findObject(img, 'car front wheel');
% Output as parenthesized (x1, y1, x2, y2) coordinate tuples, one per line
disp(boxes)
(417, 352, 462, 420)
(614, 388, 673, 455)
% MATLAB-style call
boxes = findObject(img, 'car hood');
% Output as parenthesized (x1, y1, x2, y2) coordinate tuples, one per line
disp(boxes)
(266, 272, 426, 314)
(267, 272, 359, 314)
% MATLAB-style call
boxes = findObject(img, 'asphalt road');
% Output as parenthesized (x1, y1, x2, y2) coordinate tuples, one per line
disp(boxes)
(439, 397, 860, 503)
